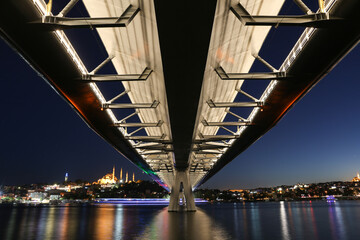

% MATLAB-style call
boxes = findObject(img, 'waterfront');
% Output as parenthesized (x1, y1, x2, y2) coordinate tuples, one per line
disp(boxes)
(1, 201, 360, 240)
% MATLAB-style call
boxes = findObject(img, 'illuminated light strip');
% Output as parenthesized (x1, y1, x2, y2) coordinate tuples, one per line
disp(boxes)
(33, 1, 133, 144)
(195, 0, 338, 175)
(33, 0, 47, 15)
(58, 25, 118, 126)
(239, 0, 336, 133)
(32, 0, 171, 172)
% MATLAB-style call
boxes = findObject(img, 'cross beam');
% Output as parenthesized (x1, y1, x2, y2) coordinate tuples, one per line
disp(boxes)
(147, 159, 171, 162)
(193, 145, 227, 151)
(82, 68, 153, 82)
(146, 161, 171, 165)
(139, 151, 170, 155)
(41, 5, 140, 29)
(136, 145, 173, 151)
(102, 100, 159, 109)
(192, 157, 219, 160)
(231, 3, 333, 27)
(199, 135, 239, 141)
(194, 150, 224, 155)
(144, 155, 170, 160)
(207, 99, 263, 108)
(192, 141, 229, 147)
(202, 119, 252, 127)
(190, 163, 199, 172)
(215, 66, 287, 80)
(113, 120, 163, 127)
(125, 134, 167, 142)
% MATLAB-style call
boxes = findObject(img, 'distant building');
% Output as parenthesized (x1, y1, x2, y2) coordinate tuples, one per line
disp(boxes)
(93, 166, 136, 185)
(29, 192, 47, 202)
(352, 173, 360, 182)
(49, 194, 61, 200)
(95, 166, 118, 185)
(229, 189, 244, 193)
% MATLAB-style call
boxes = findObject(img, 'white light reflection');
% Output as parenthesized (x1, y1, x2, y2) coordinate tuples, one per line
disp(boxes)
(5, 208, 17, 240)
(335, 203, 347, 240)
(280, 201, 290, 240)
(36, 207, 49, 239)
(292, 204, 304, 239)
(18, 208, 29, 239)
(250, 203, 262, 240)
(113, 205, 124, 240)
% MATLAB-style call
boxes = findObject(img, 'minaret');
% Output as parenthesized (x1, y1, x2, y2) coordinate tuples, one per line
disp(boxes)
(65, 172, 68, 182)
(357, 172, 359, 179)
(126, 172, 128, 183)
(120, 168, 123, 182)
(112, 166, 115, 181)
(133, 172, 135, 182)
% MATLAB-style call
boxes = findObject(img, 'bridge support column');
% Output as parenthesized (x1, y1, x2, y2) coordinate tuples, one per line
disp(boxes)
(168, 170, 196, 212)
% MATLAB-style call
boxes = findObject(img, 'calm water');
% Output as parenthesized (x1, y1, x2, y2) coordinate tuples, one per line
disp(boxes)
(1, 201, 360, 240)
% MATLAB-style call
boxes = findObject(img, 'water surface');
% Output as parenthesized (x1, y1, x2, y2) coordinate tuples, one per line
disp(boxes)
(1, 201, 360, 240)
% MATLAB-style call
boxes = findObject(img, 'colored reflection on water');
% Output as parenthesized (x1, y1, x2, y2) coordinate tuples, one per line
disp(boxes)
(308, 201, 319, 239)
(2, 201, 360, 240)
(44, 207, 55, 240)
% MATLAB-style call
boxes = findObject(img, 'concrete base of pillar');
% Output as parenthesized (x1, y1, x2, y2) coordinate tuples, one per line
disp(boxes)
(168, 170, 196, 212)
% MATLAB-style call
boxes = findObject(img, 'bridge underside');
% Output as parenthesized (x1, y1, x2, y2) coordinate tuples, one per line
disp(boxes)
(1, 0, 360, 211)
(197, 0, 360, 186)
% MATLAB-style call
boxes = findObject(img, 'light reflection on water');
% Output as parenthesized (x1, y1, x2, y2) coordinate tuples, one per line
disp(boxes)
(280, 201, 289, 240)
(44, 207, 55, 240)
(1, 201, 360, 240)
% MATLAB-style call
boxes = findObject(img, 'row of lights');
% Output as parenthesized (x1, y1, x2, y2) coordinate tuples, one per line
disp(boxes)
(193, 0, 338, 186)
(32, 0, 172, 178)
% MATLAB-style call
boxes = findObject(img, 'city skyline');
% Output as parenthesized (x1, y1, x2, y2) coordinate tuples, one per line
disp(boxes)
(1, 0, 360, 190)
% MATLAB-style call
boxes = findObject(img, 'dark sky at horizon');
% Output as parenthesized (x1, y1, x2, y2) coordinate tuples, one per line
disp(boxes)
(1, 0, 360, 189)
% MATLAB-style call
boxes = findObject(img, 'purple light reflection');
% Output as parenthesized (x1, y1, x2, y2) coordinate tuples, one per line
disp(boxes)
(95, 198, 208, 205)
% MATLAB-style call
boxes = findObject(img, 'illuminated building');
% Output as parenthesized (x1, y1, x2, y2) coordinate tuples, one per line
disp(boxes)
(93, 166, 136, 185)
(65, 172, 68, 182)
(352, 173, 360, 182)
(29, 192, 47, 202)
(96, 166, 118, 185)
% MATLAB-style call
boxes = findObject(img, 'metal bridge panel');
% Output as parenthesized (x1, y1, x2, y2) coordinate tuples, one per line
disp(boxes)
(193, 0, 284, 141)
(195, 0, 360, 187)
(83, 0, 171, 140)
(190, 0, 285, 187)
(83, 0, 174, 186)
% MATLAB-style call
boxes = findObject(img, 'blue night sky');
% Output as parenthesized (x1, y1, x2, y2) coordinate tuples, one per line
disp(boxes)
(1, 0, 360, 189)
(203, 43, 360, 189)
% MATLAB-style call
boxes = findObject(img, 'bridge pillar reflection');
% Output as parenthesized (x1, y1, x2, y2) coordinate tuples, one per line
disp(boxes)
(168, 170, 196, 212)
